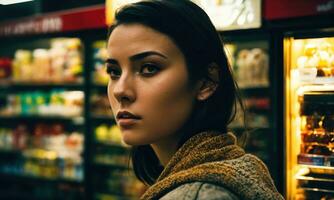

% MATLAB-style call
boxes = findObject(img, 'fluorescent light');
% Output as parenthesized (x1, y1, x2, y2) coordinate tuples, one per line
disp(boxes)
(0, 0, 33, 5)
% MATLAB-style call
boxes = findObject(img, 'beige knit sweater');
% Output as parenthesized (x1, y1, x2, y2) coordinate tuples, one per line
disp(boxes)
(140, 131, 284, 200)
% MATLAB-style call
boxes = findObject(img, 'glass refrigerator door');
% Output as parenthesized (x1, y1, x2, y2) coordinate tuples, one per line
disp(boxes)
(284, 36, 334, 200)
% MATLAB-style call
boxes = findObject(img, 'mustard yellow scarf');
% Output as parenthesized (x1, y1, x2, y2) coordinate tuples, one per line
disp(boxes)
(141, 131, 284, 200)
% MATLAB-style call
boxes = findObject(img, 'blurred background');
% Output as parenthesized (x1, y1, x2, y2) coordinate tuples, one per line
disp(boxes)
(0, 0, 333, 199)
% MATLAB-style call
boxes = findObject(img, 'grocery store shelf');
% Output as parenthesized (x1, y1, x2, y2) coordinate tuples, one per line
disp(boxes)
(0, 115, 84, 125)
(246, 107, 271, 114)
(91, 84, 108, 89)
(93, 161, 129, 170)
(94, 140, 129, 149)
(90, 115, 115, 124)
(95, 192, 136, 200)
(0, 80, 11, 89)
(296, 175, 334, 182)
(0, 149, 21, 155)
(91, 85, 108, 94)
(2, 81, 84, 91)
(229, 126, 271, 130)
(299, 187, 334, 194)
(239, 87, 270, 96)
(91, 115, 114, 119)
(0, 173, 83, 186)
(299, 164, 334, 171)
(298, 154, 334, 170)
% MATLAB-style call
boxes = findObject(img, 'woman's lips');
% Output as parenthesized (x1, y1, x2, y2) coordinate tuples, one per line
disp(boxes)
(116, 110, 142, 128)
(118, 118, 140, 127)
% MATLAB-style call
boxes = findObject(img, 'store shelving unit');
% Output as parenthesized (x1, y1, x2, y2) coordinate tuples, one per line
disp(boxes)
(7, 83, 84, 90)
(0, 5, 107, 200)
(221, 28, 282, 191)
(3, 1, 319, 199)
(0, 115, 84, 124)
(0, 173, 83, 185)
(0, 3, 144, 199)
(239, 87, 271, 96)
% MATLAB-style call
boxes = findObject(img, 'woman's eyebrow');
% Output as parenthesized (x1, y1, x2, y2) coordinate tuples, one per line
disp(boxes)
(129, 51, 167, 62)
(105, 51, 167, 64)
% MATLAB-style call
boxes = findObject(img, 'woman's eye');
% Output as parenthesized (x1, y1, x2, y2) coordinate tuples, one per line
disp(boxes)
(140, 64, 160, 76)
(106, 65, 121, 79)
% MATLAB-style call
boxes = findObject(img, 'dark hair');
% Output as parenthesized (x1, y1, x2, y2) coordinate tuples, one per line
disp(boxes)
(109, 0, 245, 185)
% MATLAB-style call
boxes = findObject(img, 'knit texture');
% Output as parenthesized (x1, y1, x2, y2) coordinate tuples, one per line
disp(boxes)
(140, 131, 284, 200)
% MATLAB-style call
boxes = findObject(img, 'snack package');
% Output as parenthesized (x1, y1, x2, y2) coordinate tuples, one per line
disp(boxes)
(32, 49, 51, 82)
(236, 48, 269, 88)
(64, 38, 83, 82)
(50, 38, 83, 83)
(0, 57, 12, 79)
(92, 40, 109, 85)
(297, 39, 334, 83)
(13, 50, 32, 82)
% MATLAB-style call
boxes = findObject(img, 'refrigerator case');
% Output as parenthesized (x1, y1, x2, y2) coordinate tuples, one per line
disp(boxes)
(284, 36, 334, 199)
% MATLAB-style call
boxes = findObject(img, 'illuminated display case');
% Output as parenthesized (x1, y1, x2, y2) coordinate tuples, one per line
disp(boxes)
(284, 35, 334, 199)
(192, 0, 261, 31)
(106, 0, 262, 31)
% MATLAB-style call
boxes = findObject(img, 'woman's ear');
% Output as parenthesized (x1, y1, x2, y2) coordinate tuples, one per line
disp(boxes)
(196, 63, 220, 101)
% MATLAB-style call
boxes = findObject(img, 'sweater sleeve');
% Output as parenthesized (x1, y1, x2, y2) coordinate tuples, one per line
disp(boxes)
(159, 182, 240, 200)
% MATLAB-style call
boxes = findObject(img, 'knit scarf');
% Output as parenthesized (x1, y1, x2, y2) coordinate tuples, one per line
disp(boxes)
(140, 131, 284, 200)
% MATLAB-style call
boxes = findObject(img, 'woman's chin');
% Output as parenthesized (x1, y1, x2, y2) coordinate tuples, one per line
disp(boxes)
(121, 131, 146, 146)
(122, 138, 136, 146)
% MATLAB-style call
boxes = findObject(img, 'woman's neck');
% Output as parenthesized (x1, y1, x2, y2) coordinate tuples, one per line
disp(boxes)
(151, 137, 179, 167)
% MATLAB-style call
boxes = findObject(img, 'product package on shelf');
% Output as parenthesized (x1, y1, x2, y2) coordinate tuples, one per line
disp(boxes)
(0, 57, 12, 82)
(93, 154, 146, 200)
(0, 90, 84, 117)
(94, 167, 145, 200)
(91, 94, 113, 117)
(298, 92, 334, 167)
(95, 124, 125, 147)
(228, 102, 270, 163)
(229, 97, 270, 129)
(295, 38, 334, 85)
(10, 38, 83, 84)
(225, 42, 269, 89)
(0, 123, 84, 181)
(92, 40, 109, 85)
(93, 122, 146, 199)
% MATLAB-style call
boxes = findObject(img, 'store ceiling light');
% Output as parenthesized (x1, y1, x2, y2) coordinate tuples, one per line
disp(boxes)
(0, 0, 33, 5)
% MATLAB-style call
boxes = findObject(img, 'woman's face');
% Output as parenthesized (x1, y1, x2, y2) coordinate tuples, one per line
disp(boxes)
(107, 23, 198, 146)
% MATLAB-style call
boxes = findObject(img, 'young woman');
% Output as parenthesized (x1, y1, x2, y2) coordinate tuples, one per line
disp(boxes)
(106, 0, 284, 199)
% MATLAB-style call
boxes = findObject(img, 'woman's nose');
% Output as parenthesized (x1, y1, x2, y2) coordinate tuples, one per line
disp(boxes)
(113, 74, 136, 104)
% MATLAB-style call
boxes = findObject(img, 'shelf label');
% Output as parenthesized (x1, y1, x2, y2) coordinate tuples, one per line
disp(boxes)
(298, 154, 334, 167)
(264, 0, 334, 20)
(0, 5, 106, 37)
(298, 154, 325, 166)
(0, 17, 62, 36)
